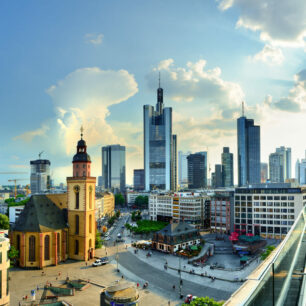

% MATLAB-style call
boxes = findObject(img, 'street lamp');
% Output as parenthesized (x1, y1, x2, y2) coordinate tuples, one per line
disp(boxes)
(179, 255, 183, 299)
(116, 243, 120, 272)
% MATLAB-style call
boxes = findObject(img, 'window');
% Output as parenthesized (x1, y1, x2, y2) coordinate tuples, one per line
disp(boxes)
(17, 234, 20, 254)
(0, 252, 2, 264)
(75, 240, 79, 255)
(74, 186, 80, 209)
(89, 186, 93, 209)
(83, 171, 86, 176)
(89, 214, 92, 233)
(75, 215, 79, 234)
(6, 269, 9, 295)
(29, 235, 36, 262)
(57, 233, 60, 256)
(44, 235, 50, 260)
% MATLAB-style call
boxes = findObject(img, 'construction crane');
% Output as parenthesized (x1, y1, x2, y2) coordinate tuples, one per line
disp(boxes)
(8, 179, 28, 199)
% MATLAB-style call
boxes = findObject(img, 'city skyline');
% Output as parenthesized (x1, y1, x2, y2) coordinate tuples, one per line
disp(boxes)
(1, 1, 306, 186)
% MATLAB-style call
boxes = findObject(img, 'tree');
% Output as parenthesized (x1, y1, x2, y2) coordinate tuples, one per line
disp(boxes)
(0, 214, 9, 229)
(8, 246, 19, 266)
(183, 297, 224, 306)
(115, 194, 125, 207)
(115, 210, 121, 218)
(95, 232, 103, 249)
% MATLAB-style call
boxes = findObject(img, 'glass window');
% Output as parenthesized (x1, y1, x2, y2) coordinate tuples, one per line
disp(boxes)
(29, 236, 35, 262)
(44, 235, 50, 260)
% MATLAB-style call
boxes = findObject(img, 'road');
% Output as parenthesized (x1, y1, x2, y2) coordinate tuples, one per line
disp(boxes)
(118, 251, 231, 301)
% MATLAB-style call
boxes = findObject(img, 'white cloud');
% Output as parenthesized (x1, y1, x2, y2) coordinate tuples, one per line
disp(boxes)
(252, 44, 285, 65)
(264, 69, 306, 112)
(218, 0, 306, 47)
(13, 125, 49, 142)
(85, 33, 104, 45)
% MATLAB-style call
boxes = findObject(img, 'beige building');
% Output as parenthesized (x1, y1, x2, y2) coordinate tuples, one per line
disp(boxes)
(96, 192, 115, 219)
(0, 234, 10, 305)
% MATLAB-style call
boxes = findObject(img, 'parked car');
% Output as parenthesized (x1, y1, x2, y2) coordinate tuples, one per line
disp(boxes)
(100, 257, 109, 264)
(105, 237, 111, 241)
(92, 259, 103, 267)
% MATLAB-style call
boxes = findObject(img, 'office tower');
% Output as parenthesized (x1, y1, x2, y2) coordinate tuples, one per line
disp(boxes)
(187, 153, 206, 189)
(102, 145, 126, 193)
(269, 153, 284, 183)
(295, 159, 300, 183)
(260, 163, 268, 183)
(171, 135, 177, 191)
(143, 79, 176, 191)
(221, 147, 234, 187)
(30, 159, 51, 194)
(296, 151, 306, 185)
(197, 151, 208, 188)
(214, 164, 223, 188)
(178, 151, 191, 186)
(98, 176, 103, 187)
(237, 105, 261, 186)
(133, 169, 145, 191)
(275, 146, 292, 180)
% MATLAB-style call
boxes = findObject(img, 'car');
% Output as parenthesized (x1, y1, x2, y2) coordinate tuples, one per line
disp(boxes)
(100, 257, 109, 264)
(92, 259, 103, 267)
(105, 237, 111, 241)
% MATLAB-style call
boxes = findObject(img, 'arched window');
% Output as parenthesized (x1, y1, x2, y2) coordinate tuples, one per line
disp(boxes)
(89, 238, 92, 248)
(75, 215, 79, 234)
(29, 236, 36, 262)
(16, 235, 20, 254)
(44, 235, 50, 260)
(75, 240, 79, 255)
(57, 233, 60, 256)
(74, 186, 80, 209)
(89, 186, 93, 209)
(89, 214, 92, 233)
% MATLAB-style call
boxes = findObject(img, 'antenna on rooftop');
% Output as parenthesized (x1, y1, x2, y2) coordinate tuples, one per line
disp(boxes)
(159, 71, 161, 88)
(242, 101, 245, 117)
(38, 151, 44, 159)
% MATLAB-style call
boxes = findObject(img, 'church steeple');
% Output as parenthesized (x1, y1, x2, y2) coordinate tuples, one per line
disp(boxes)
(156, 72, 163, 115)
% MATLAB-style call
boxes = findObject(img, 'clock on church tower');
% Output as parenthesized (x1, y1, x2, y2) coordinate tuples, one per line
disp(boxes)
(67, 127, 96, 261)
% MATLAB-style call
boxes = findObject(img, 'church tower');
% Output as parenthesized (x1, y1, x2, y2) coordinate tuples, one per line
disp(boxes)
(67, 128, 96, 261)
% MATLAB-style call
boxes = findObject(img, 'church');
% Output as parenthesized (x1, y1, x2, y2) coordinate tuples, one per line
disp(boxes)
(10, 131, 97, 268)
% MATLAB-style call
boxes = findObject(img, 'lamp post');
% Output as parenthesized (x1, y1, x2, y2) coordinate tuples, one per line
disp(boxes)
(179, 255, 183, 299)
(116, 243, 120, 272)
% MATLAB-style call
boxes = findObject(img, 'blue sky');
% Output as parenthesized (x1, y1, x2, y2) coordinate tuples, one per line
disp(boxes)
(1, 0, 306, 185)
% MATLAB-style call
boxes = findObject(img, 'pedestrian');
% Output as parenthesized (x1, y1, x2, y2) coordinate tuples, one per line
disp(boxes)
(37, 285, 39, 291)
(121, 275, 124, 279)
(137, 282, 139, 288)
(58, 272, 61, 277)
(172, 285, 175, 290)
(168, 301, 170, 306)
(86, 261, 88, 267)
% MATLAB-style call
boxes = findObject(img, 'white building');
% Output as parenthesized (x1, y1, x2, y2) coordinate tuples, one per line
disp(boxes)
(0, 203, 8, 215)
(296, 151, 306, 185)
(234, 187, 305, 238)
(127, 191, 150, 205)
(149, 192, 209, 227)
(178, 151, 191, 187)
(9, 205, 25, 223)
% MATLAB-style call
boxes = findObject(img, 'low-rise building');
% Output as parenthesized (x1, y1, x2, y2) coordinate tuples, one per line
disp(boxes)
(127, 191, 150, 205)
(149, 192, 209, 228)
(95, 192, 115, 219)
(210, 192, 234, 234)
(0, 233, 10, 305)
(9, 205, 25, 224)
(234, 187, 305, 238)
(151, 222, 201, 253)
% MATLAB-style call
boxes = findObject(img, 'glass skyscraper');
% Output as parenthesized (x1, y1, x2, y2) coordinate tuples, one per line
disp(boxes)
(237, 115, 261, 186)
(143, 82, 177, 191)
(178, 151, 191, 186)
(221, 147, 234, 187)
(102, 145, 126, 193)
(30, 159, 51, 194)
(187, 153, 206, 189)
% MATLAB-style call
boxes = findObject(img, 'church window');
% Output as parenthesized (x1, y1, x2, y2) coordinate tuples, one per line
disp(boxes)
(89, 239, 92, 248)
(89, 214, 92, 233)
(57, 233, 60, 256)
(75, 215, 79, 234)
(89, 186, 93, 209)
(75, 240, 79, 255)
(16, 235, 20, 254)
(29, 235, 36, 262)
(74, 186, 80, 209)
(44, 235, 50, 260)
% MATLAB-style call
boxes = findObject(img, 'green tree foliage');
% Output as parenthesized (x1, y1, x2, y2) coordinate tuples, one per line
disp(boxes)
(126, 220, 167, 234)
(0, 214, 9, 229)
(5, 197, 30, 207)
(131, 210, 142, 221)
(115, 210, 121, 218)
(8, 246, 19, 266)
(134, 196, 149, 209)
(261, 245, 276, 260)
(95, 232, 103, 249)
(182, 296, 224, 306)
(115, 193, 125, 207)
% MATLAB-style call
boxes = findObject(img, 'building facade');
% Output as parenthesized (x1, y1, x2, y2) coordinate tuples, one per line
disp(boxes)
(221, 147, 234, 187)
(95, 192, 115, 219)
(30, 159, 51, 194)
(261, 163, 268, 183)
(0, 234, 10, 306)
(234, 187, 305, 238)
(143, 82, 177, 191)
(214, 164, 223, 188)
(133, 169, 145, 191)
(102, 145, 126, 193)
(269, 152, 284, 183)
(178, 151, 191, 187)
(187, 153, 206, 189)
(295, 151, 306, 185)
(170, 135, 177, 191)
(276, 146, 291, 180)
(237, 114, 261, 186)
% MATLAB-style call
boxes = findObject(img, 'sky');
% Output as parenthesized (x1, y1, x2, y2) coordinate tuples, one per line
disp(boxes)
(0, 0, 306, 186)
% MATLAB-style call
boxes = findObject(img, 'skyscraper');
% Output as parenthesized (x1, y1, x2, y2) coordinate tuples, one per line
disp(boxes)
(296, 151, 306, 185)
(275, 146, 291, 180)
(30, 159, 51, 194)
(221, 147, 234, 187)
(260, 163, 268, 183)
(214, 164, 223, 188)
(143, 79, 177, 191)
(269, 152, 284, 183)
(102, 145, 126, 193)
(197, 151, 208, 188)
(178, 151, 191, 187)
(187, 153, 206, 189)
(237, 106, 261, 186)
(171, 135, 177, 191)
(133, 169, 145, 191)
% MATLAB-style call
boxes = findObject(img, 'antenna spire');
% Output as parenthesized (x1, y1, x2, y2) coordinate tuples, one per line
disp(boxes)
(242, 101, 245, 117)
(80, 125, 84, 139)
(159, 71, 161, 88)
